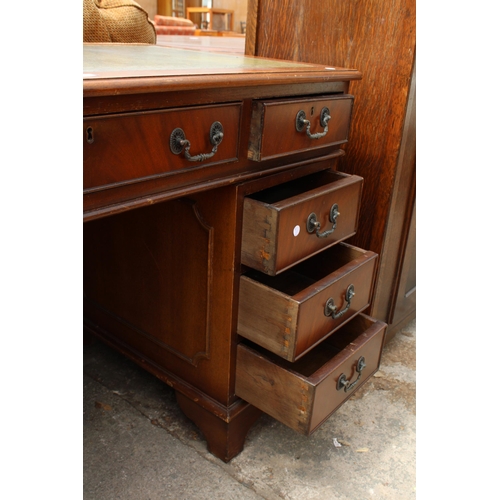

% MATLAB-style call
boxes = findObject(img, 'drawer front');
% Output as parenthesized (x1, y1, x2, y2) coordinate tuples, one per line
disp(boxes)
(83, 103, 241, 190)
(235, 314, 387, 435)
(248, 95, 353, 161)
(241, 170, 363, 275)
(238, 243, 378, 362)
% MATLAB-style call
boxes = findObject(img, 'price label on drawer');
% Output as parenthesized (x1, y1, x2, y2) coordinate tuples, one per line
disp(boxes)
(293, 225, 301, 237)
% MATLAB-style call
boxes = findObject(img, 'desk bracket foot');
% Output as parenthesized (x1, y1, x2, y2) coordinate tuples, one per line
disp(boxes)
(175, 391, 261, 462)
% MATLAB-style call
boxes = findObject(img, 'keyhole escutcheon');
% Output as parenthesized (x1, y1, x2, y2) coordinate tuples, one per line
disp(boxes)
(86, 126, 94, 144)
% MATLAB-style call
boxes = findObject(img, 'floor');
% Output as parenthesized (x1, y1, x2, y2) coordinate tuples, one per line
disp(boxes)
(83, 319, 416, 500)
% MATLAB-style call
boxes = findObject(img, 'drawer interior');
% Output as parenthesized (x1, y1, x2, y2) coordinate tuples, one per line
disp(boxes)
(240, 314, 379, 378)
(243, 243, 365, 297)
(248, 170, 349, 204)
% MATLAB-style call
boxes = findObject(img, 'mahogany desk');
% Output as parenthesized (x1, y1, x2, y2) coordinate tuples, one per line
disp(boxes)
(83, 44, 387, 461)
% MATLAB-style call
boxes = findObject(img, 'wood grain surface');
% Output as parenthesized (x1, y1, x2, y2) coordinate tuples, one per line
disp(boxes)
(238, 243, 378, 361)
(241, 170, 363, 275)
(235, 314, 386, 434)
(246, 0, 416, 327)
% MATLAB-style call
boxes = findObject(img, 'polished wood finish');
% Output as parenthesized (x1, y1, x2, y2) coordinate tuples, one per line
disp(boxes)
(83, 45, 361, 221)
(245, 0, 416, 333)
(84, 200, 214, 368)
(247, 95, 353, 162)
(175, 392, 262, 463)
(83, 45, 360, 99)
(238, 243, 378, 361)
(241, 170, 363, 275)
(83, 103, 241, 190)
(84, 44, 384, 460)
(235, 314, 386, 435)
(84, 185, 240, 404)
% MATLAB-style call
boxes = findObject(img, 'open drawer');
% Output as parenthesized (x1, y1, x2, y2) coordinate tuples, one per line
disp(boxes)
(238, 243, 378, 361)
(235, 314, 387, 435)
(241, 170, 363, 275)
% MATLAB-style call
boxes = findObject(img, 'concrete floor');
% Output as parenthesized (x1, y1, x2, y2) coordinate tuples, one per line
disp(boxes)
(83, 319, 416, 500)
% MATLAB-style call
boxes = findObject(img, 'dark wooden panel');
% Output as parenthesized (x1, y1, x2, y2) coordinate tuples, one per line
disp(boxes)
(372, 63, 417, 334)
(83, 103, 241, 190)
(83, 199, 212, 366)
(248, 95, 353, 161)
(84, 184, 240, 404)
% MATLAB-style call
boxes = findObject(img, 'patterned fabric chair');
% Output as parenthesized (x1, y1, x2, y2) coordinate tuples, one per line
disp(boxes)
(83, 0, 156, 44)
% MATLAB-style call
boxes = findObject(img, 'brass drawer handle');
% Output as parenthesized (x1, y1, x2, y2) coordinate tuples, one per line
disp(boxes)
(296, 107, 331, 139)
(324, 284, 355, 320)
(337, 356, 366, 392)
(307, 203, 340, 238)
(170, 121, 224, 162)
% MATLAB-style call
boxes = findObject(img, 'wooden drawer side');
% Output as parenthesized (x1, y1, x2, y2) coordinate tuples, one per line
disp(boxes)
(238, 276, 299, 359)
(241, 196, 279, 274)
(236, 343, 315, 434)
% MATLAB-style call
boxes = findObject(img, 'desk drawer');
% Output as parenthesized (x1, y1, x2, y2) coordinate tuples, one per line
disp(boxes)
(236, 314, 386, 435)
(238, 243, 378, 362)
(241, 170, 363, 275)
(248, 95, 353, 161)
(83, 103, 241, 190)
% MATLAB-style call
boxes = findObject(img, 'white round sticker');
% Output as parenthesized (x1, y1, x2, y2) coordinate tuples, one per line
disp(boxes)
(293, 225, 301, 237)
